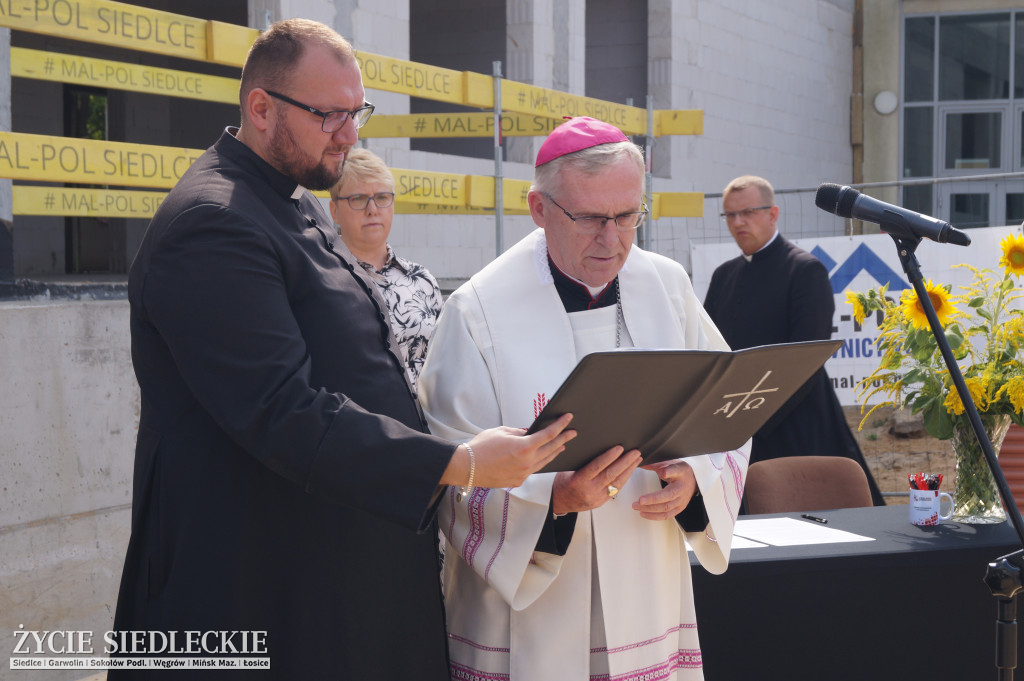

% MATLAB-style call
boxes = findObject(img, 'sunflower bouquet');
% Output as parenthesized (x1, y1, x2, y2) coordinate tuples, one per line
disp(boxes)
(846, 232, 1024, 440)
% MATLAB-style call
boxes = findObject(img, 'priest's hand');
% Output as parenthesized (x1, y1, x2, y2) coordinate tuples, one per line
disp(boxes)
(441, 413, 577, 489)
(632, 461, 697, 521)
(551, 446, 642, 515)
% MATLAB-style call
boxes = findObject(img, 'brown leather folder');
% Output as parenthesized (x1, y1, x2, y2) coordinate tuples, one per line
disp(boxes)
(527, 340, 843, 472)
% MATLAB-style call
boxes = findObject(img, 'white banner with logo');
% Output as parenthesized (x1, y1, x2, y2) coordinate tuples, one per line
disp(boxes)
(690, 226, 1021, 406)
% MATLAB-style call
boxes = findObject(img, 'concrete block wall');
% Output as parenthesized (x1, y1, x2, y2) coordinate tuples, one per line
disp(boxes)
(0, 299, 136, 680)
(277, 0, 337, 27)
(664, 0, 855, 188)
(352, 0, 411, 151)
(645, 0, 856, 268)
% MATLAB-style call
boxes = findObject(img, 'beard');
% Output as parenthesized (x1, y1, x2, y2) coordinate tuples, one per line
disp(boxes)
(267, 119, 347, 191)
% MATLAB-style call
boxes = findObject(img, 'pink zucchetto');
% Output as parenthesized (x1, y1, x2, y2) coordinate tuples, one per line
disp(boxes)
(535, 116, 630, 167)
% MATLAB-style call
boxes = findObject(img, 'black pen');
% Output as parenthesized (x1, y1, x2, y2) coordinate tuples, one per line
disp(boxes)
(801, 514, 828, 524)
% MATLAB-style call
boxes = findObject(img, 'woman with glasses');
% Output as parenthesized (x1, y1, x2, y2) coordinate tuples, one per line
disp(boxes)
(329, 148, 442, 388)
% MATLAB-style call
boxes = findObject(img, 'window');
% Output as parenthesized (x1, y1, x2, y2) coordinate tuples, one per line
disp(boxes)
(64, 87, 123, 274)
(944, 111, 1001, 170)
(901, 11, 1024, 228)
(904, 17, 934, 103)
(938, 14, 1010, 101)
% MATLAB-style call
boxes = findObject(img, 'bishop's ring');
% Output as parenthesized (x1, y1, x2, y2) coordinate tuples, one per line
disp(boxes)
(607, 484, 619, 499)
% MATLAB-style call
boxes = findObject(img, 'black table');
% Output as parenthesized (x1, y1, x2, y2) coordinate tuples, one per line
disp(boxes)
(691, 505, 1024, 680)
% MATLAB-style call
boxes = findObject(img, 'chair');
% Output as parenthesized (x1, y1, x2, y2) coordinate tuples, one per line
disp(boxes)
(744, 455, 874, 515)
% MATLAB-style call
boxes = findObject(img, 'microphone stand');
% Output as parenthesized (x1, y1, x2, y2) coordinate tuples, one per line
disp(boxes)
(887, 231, 1024, 680)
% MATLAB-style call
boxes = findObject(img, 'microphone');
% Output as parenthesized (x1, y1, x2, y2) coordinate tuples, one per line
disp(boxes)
(815, 183, 971, 247)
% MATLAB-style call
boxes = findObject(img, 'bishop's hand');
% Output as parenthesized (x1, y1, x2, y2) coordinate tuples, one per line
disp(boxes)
(551, 445, 642, 515)
(632, 460, 697, 521)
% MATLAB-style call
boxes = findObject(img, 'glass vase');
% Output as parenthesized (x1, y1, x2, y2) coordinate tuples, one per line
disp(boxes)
(951, 414, 1012, 524)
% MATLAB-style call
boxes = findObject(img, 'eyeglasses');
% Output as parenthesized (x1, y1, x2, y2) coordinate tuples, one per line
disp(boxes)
(543, 193, 648, 233)
(333, 192, 395, 210)
(265, 90, 375, 132)
(720, 205, 772, 222)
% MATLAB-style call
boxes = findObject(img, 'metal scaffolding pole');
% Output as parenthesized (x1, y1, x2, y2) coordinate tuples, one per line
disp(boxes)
(641, 94, 655, 251)
(493, 61, 504, 257)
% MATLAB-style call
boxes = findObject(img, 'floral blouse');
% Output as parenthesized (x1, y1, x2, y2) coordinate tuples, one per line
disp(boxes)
(355, 244, 443, 390)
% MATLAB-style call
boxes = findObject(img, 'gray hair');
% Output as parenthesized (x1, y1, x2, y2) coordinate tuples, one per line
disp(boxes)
(532, 141, 645, 197)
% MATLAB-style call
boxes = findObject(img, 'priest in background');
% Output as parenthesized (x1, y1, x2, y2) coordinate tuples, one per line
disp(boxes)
(418, 116, 748, 681)
(703, 174, 883, 505)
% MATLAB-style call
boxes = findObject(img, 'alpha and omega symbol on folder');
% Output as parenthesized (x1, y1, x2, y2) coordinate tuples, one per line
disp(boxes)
(714, 371, 779, 418)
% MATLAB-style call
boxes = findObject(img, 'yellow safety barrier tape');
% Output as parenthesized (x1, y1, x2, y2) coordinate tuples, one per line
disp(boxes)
(0, 132, 202, 188)
(361, 112, 562, 139)
(11, 47, 238, 103)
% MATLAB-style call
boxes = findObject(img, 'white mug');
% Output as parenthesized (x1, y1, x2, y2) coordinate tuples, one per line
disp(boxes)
(909, 488, 954, 526)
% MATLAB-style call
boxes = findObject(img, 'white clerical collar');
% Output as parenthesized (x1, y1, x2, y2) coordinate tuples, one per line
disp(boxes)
(742, 229, 779, 262)
(563, 271, 612, 298)
(290, 186, 305, 200)
(549, 250, 630, 297)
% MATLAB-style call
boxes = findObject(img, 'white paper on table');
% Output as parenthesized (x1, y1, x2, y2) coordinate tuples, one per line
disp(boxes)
(732, 517, 876, 546)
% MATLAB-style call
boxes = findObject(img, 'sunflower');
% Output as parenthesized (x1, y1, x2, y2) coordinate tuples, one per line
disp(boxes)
(1000, 233, 1024, 277)
(845, 291, 866, 326)
(900, 279, 957, 330)
(851, 240, 1024, 440)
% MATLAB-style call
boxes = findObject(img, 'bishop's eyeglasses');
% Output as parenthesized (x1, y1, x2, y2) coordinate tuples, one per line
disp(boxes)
(265, 90, 375, 132)
(543, 193, 648, 234)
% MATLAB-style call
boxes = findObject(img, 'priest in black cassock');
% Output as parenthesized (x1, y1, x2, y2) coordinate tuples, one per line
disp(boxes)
(703, 175, 884, 506)
(110, 19, 574, 680)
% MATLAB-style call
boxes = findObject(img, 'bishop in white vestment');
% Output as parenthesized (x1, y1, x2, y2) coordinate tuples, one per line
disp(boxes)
(418, 118, 749, 681)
